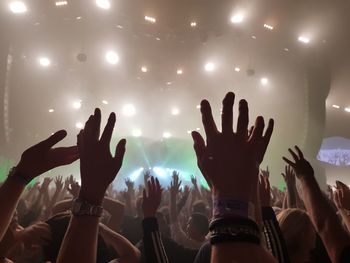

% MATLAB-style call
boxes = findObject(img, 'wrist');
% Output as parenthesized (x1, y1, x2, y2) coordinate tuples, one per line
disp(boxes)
(78, 189, 105, 206)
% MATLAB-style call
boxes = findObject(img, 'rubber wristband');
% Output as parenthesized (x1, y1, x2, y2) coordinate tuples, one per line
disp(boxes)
(213, 198, 255, 220)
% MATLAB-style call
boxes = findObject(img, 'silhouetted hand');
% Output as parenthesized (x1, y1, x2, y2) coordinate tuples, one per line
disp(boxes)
(68, 181, 81, 198)
(191, 92, 274, 199)
(142, 177, 162, 218)
(125, 179, 134, 192)
(54, 175, 64, 192)
(283, 146, 314, 180)
(16, 130, 78, 182)
(260, 166, 270, 178)
(170, 171, 181, 196)
(190, 175, 198, 187)
(39, 177, 53, 194)
(259, 173, 271, 207)
(334, 181, 350, 210)
(281, 165, 296, 188)
(78, 109, 126, 205)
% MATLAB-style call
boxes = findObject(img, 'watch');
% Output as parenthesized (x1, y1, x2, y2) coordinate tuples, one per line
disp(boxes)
(71, 198, 104, 217)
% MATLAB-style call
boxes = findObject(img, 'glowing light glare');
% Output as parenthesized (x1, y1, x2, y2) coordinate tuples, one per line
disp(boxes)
(145, 16, 156, 23)
(234, 67, 241, 72)
(39, 57, 51, 67)
(102, 100, 108, 105)
(162, 132, 172, 139)
(263, 24, 274, 30)
(171, 108, 180, 116)
(75, 122, 84, 129)
(345, 108, 350, 113)
(96, 0, 111, 9)
(55, 1, 68, 6)
(260, 78, 269, 85)
(73, 101, 82, 109)
(129, 167, 144, 182)
(122, 104, 136, 116)
(177, 69, 183, 75)
(298, 36, 310, 44)
(48, 109, 54, 113)
(196, 128, 201, 131)
(105, 51, 119, 65)
(190, 21, 197, 27)
(230, 13, 244, 24)
(196, 105, 201, 109)
(332, 105, 340, 109)
(132, 129, 142, 137)
(9, 1, 27, 13)
(141, 66, 148, 73)
(153, 167, 166, 177)
(204, 62, 215, 72)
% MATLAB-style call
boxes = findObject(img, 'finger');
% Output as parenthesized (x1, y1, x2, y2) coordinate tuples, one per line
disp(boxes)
(191, 131, 206, 160)
(281, 173, 286, 180)
(200, 100, 218, 141)
(288, 148, 299, 162)
(100, 112, 116, 147)
(92, 108, 102, 141)
(262, 119, 274, 147)
(236, 99, 249, 138)
(249, 116, 265, 145)
(247, 126, 254, 139)
(221, 92, 235, 135)
(37, 130, 67, 149)
(282, 157, 295, 167)
(114, 139, 126, 164)
(294, 145, 304, 159)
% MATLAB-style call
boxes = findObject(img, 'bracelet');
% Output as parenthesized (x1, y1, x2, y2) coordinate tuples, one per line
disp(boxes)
(7, 167, 30, 185)
(213, 198, 255, 220)
(71, 198, 104, 217)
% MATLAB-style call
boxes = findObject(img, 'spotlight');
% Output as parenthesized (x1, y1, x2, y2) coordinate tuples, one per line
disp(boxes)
(332, 105, 340, 109)
(298, 36, 310, 44)
(230, 13, 244, 24)
(122, 104, 136, 116)
(105, 51, 119, 65)
(204, 62, 215, 72)
(55, 1, 68, 6)
(141, 66, 148, 73)
(153, 167, 166, 177)
(234, 67, 241, 72)
(48, 109, 54, 113)
(196, 128, 200, 131)
(129, 167, 144, 181)
(190, 21, 197, 27)
(345, 108, 350, 113)
(177, 69, 183, 75)
(187, 130, 191, 134)
(263, 24, 274, 30)
(73, 101, 82, 109)
(39, 57, 51, 67)
(9, 1, 27, 13)
(171, 108, 180, 116)
(96, 0, 110, 9)
(145, 16, 156, 23)
(260, 78, 269, 85)
(132, 129, 142, 137)
(102, 100, 108, 105)
(196, 105, 201, 109)
(163, 132, 171, 139)
(75, 122, 84, 129)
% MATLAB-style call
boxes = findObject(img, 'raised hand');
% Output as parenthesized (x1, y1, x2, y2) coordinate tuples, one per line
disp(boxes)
(190, 175, 197, 187)
(68, 181, 81, 198)
(144, 170, 151, 183)
(77, 108, 126, 205)
(260, 166, 270, 178)
(170, 171, 181, 196)
(183, 185, 190, 197)
(191, 92, 274, 199)
(281, 165, 296, 187)
(54, 175, 64, 192)
(125, 178, 134, 192)
(259, 173, 271, 207)
(142, 177, 162, 218)
(16, 130, 78, 183)
(40, 177, 53, 193)
(334, 181, 350, 210)
(283, 146, 314, 180)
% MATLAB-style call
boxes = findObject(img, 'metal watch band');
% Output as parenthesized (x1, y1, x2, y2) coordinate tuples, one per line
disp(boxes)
(71, 198, 104, 217)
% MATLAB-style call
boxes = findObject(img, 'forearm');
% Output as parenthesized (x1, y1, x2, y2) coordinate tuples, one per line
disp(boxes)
(102, 197, 124, 232)
(0, 177, 26, 240)
(170, 193, 178, 223)
(43, 189, 61, 219)
(339, 209, 350, 233)
(56, 216, 100, 263)
(286, 184, 296, 208)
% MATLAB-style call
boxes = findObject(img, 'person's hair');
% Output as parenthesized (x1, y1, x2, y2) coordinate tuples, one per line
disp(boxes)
(192, 201, 208, 215)
(277, 208, 314, 256)
(191, 213, 209, 236)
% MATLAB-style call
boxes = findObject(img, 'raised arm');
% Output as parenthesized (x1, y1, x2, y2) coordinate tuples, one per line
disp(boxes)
(0, 130, 78, 240)
(283, 146, 350, 262)
(56, 109, 126, 263)
(333, 181, 350, 234)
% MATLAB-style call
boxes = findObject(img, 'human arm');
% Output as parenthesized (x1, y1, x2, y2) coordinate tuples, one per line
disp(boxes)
(283, 146, 350, 263)
(333, 181, 350, 234)
(56, 109, 126, 263)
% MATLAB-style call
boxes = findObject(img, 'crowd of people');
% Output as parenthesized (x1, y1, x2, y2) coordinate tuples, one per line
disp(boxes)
(0, 92, 349, 263)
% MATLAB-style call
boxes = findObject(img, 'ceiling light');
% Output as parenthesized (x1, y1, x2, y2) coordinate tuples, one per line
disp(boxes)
(163, 132, 171, 139)
(230, 13, 244, 24)
(55, 1, 68, 6)
(345, 108, 350, 113)
(9, 1, 27, 13)
(105, 51, 119, 64)
(75, 122, 84, 129)
(260, 78, 268, 85)
(48, 109, 54, 113)
(39, 57, 51, 67)
(123, 104, 136, 116)
(145, 16, 156, 23)
(171, 108, 180, 116)
(234, 67, 240, 72)
(141, 66, 148, 73)
(298, 36, 310, 44)
(132, 129, 142, 137)
(204, 62, 215, 72)
(263, 24, 274, 30)
(73, 101, 81, 109)
(190, 21, 197, 27)
(196, 105, 201, 109)
(102, 100, 108, 105)
(332, 105, 340, 109)
(177, 69, 183, 75)
(96, 0, 110, 9)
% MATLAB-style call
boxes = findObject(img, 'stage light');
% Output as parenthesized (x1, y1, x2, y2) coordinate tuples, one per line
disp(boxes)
(177, 69, 183, 75)
(39, 57, 51, 67)
(345, 108, 350, 113)
(298, 36, 310, 44)
(96, 0, 110, 9)
(141, 66, 148, 73)
(260, 78, 269, 85)
(122, 104, 136, 116)
(230, 13, 244, 24)
(263, 24, 274, 30)
(76, 16, 82, 20)
(332, 105, 340, 109)
(132, 129, 142, 137)
(284, 48, 290, 52)
(75, 122, 84, 129)
(102, 100, 108, 105)
(166, 82, 172, 85)
(55, 1, 68, 6)
(9, 1, 27, 13)
(196, 105, 201, 109)
(105, 51, 119, 64)
(187, 130, 191, 134)
(204, 62, 215, 72)
(153, 167, 166, 177)
(190, 21, 197, 27)
(251, 35, 257, 39)
(145, 16, 156, 23)
(196, 128, 200, 131)
(73, 101, 81, 109)
(234, 67, 241, 72)
(163, 132, 171, 139)
(129, 167, 144, 181)
(48, 109, 54, 113)
(171, 108, 180, 116)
